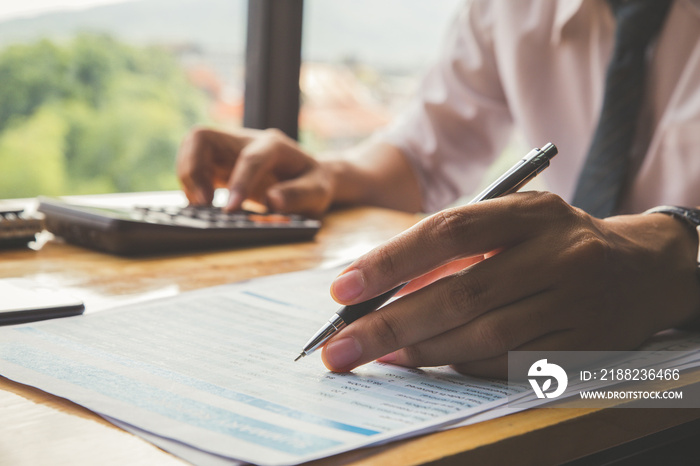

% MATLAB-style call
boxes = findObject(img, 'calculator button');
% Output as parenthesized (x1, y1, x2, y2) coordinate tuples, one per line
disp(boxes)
(163, 206, 182, 216)
(144, 211, 175, 223)
(171, 216, 211, 228)
(194, 210, 215, 221)
(178, 207, 197, 217)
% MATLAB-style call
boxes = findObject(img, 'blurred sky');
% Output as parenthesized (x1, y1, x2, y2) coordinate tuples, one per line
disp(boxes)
(0, 0, 140, 21)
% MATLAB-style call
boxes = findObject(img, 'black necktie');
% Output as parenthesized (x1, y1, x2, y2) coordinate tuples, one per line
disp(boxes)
(571, 0, 671, 218)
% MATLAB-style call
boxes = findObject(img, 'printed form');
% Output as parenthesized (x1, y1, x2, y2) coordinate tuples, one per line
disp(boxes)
(0, 266, 526, 466)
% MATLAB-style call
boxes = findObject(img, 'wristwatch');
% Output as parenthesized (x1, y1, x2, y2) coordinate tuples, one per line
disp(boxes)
(644, 205, 700, 267)
(645, 206, 700, 330)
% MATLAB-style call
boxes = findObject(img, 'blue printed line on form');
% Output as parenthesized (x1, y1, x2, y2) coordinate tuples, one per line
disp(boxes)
(2, 343, 341, 456)
(241, 291, 299, 309)
(13, 327, 380, 437)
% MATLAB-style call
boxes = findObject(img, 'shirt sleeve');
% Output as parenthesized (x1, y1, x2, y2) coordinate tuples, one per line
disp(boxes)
(377, 0, 514, 212)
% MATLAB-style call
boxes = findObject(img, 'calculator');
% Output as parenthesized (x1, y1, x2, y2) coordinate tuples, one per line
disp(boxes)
(37, 197, 321, 256)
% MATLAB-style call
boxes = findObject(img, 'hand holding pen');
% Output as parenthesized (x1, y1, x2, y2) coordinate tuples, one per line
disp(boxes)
(305, 136, 700, 378)
(296, 143, 558, 364)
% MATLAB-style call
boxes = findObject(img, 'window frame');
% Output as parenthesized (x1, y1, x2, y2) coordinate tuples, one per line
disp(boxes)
(243, 0, 304, 140)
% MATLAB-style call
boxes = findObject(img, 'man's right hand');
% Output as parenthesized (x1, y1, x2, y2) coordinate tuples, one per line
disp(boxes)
(176, 127, 335, 216)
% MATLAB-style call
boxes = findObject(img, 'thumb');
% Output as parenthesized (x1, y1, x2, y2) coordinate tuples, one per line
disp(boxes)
(267, 176, 330, 217)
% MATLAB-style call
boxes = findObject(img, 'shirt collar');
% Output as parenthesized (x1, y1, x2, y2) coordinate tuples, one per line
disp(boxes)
(552, 0, 585, 44)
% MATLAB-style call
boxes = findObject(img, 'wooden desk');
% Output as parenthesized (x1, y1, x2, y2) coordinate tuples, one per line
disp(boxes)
(1, 202, 699, 465)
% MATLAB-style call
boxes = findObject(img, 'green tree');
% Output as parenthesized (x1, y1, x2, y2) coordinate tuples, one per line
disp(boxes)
(0, 106, 68, 197)
(0, 34, 208, 198)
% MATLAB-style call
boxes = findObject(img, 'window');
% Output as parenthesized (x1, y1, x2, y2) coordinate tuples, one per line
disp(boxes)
(0, 0, 246, 198)
(0, 0, 463, 199)
(300, 0, 462, 152)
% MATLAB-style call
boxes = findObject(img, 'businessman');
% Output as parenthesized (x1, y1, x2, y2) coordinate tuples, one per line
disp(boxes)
(177, 0, 700, 376)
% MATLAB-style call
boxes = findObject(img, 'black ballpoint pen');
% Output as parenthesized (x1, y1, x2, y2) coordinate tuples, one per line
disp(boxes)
(294, 142, 558, 362)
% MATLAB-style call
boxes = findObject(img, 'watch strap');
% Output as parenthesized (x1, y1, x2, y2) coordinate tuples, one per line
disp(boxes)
(644, 205, 700, 266)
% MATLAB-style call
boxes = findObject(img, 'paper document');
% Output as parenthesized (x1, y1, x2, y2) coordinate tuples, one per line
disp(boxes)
(0, 266, 526, 466)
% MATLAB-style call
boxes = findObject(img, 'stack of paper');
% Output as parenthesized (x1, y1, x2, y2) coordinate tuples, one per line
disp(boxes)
(0, 267, 529, 465)
(1, 266, 699, 465)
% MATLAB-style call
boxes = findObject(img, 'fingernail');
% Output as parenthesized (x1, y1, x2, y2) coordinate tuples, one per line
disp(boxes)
(331, 269, 365, 302)
(377, 351, 397, 363)
(324, 337, 362, 369)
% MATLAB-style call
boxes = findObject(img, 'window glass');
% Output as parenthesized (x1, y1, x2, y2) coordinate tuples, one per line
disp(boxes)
(0, 0, 246, 198)
(300, 0, 463, 153)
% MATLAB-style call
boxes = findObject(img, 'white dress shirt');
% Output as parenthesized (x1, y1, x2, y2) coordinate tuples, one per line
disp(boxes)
(380, 0, 700, 214)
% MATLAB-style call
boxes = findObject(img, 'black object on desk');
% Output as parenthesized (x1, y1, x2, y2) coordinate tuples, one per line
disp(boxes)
(38, 197, 321, 256)
(0, 279, 84, 326)
(0, 208, 43, 249)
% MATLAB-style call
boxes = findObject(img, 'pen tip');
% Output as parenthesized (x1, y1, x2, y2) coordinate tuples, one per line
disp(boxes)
(294, 353, 304, 362)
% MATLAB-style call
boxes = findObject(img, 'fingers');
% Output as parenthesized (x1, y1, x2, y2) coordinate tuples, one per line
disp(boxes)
(387, 331, 576, 380)
(451, 331, 577, 378)
(225, 129, 317, 212)
(225, 137, 280, 211)
(267, 181, 325, 217)
(177, 127, 333, 215)
(450, 353, 509, 379)
(177, 129, 217, 205)
(322, 239, 555, 372)
(177, 128, 252, 206)
(330, 193, 562, 305)
(377, 289, 569, 368)
(399, 256, 485, 295)
(320, 192, 700, 378)
(266, 168, 333, 217)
